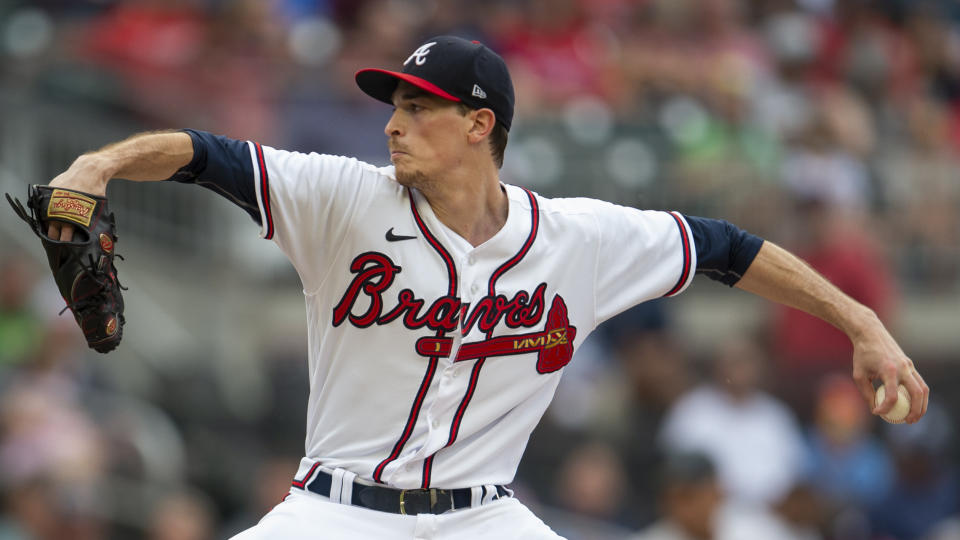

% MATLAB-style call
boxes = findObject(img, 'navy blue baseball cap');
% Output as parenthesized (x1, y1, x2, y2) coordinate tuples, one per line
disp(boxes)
(356, 35, 515, 131)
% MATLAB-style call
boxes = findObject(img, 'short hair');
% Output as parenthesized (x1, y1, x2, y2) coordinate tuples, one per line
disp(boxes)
(659, 451, 716, 489)
(457, 103, 508, 169)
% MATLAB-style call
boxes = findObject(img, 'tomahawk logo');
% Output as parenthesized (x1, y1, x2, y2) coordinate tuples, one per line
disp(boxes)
(405, 42, 437, 66)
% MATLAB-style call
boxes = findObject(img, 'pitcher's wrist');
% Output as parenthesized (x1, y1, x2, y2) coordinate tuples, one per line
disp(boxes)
(72, 154, 115, 192)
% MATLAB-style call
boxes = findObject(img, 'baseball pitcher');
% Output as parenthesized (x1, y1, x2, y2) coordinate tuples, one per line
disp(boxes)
(21, 36, 928, 539)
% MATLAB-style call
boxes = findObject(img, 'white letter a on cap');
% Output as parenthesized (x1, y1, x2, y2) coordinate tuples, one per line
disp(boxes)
(405, 42, 437, 66)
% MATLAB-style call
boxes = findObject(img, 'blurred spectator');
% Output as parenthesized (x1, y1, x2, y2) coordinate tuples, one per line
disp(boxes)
(815, 85, 876, 158)
(0, 474, 105, 540)
(877, 96, 960, 291)
(815, 1, 921, 105)
(0, 477, 59, 540)
(607, 301, 691, 528)
(603, 299, 679, 387)
(754, 7, 819, 139)
(628, 450, 824, 540)
(0, 393, 105, 540)
(903, 6, 960, 123)
(79, 0, 210, 125)
(220, 455, 299, 537)
(606, 301, 688, 424)
(0, 309, 107, 539)
(767, 484, 825, 540)
(804, 376, 894, 511)
(620, 0, 770, 107)
(0, 359, 104, 492)
(191, 0, 288, 140)
(147, 488, 215, 540)
(553, 440, 629, 525)
(333, 0, 420, 79)
(516, 422, 639, 536)
(719, 482, 825, 540)
(870, 402, 959, 540)
(281, 0, 420, 160)
(659, 335, 807, 507)
(628, 451, 722, 540)
(619, 0, 780, 190)
(0, 258, 43, 369)
(501, 0, 619, 114)
(779, 92, 873, 212)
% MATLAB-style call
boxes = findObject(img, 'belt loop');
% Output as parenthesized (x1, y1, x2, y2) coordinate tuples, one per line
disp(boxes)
(340, 470, 357, 506)
(330, 468, 347, 504)
(481, 485, 496, 504)
(470, 486, 482, 508)
(292, 461, 320, 489)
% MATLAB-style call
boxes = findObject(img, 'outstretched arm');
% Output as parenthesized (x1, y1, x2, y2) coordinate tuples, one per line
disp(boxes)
(735, 241, 929, 423)
(47, 130, 194, 240)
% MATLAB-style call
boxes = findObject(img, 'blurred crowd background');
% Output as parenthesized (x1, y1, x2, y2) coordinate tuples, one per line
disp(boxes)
(1, 0, 959, 539)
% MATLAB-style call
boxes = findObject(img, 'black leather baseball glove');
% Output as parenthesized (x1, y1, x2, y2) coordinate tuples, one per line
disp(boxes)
(6, 185, 125, 353)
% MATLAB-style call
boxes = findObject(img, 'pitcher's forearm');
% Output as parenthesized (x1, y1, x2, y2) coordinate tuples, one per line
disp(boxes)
(735, 240, 927, 422)
(734, 241, 880, 340)
(58, 131, 194, 194)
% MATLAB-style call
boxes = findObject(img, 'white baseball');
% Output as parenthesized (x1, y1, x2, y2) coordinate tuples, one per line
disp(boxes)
(875, 384, 911, 424)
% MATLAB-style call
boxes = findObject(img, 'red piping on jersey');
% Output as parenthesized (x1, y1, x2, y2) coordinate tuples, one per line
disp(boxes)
(373, 356, 439, 483)
(664, 212, 691, 297)
(424, 188, 540, 486)
(487, 189, 541, 295)
(254, 143, 274, 240)
(373, 189, 458, 486)
(291, 461, 320, 489)
(408, 189, 458, 288)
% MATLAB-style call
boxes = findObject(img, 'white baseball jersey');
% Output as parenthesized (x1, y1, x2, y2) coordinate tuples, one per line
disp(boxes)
(246, 142, 696, 490)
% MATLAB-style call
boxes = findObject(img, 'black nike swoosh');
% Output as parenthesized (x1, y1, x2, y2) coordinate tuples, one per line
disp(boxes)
(386, 227, 417, 242)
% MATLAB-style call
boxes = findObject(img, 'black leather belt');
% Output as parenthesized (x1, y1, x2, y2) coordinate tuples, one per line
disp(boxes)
(302, 469, 510, 516)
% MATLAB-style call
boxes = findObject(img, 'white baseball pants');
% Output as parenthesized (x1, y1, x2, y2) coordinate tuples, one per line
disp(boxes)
(230, 488, 565, 540)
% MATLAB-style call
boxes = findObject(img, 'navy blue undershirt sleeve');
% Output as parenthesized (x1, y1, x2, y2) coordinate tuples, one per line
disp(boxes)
(167, 129, 261, 224)
(683, 214, 764, 286)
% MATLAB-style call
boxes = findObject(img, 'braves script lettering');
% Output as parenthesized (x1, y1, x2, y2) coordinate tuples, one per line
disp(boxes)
(333, 252, 545, 333)
(331, 252, 402, 328)
(332, 252, 577, 372)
